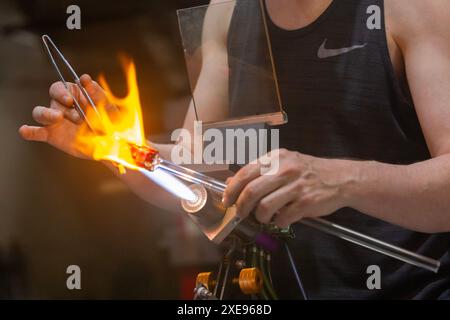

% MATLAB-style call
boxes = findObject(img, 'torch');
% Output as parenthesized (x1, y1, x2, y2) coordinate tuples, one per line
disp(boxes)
(42, 35, 440, 274)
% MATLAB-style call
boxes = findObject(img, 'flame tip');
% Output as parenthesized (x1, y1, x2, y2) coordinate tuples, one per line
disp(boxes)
(76, 58, 146, 168)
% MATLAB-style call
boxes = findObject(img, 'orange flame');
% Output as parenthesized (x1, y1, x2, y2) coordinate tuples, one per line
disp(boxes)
(75, 59, 197, 202)
(77, 59, 149, 171)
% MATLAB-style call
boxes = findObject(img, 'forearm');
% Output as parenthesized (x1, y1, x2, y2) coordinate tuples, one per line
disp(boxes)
(346, 155, 450, 233)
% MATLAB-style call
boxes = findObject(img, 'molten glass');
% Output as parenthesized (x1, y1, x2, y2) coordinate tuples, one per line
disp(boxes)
(129, 143, 160, 170)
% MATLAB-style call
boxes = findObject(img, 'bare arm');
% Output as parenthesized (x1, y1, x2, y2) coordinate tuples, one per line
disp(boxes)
(347, 0, 450, 232)
(223, 0, 450, 233)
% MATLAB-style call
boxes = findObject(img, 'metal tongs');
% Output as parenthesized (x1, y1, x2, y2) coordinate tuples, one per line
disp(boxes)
(42, 34, 103, 135)
(41, 35, 441, 273)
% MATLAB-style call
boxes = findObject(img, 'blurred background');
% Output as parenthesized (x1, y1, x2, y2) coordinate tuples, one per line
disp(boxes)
(0, 0, 222, 299)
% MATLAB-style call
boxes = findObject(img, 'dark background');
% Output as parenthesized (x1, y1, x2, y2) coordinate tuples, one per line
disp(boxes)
(0, 0, 222, 299)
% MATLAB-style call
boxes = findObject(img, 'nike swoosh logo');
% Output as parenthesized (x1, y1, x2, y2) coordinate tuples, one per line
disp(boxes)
(317, 38, 368, 59)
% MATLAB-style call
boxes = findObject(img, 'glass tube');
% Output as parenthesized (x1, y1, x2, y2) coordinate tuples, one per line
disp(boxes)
(155, 159, 440, 273)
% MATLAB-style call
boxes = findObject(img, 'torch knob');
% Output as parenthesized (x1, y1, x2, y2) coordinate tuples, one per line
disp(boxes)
(195, 272, 216, 291)
(233, 267, 263, 295)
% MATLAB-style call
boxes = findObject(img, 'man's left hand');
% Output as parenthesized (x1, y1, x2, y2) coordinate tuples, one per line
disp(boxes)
(222, 149, 359, 228)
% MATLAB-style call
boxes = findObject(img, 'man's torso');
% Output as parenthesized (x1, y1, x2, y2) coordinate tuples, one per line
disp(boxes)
(225, 0, 450, 299)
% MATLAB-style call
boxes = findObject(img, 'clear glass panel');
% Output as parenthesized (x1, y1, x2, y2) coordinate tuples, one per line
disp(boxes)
(177, 0, 286, 129)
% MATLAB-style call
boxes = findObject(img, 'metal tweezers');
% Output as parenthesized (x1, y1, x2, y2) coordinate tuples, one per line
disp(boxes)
(42, 34, 102, 134)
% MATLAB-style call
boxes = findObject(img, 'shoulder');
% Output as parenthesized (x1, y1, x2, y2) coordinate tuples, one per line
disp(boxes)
(384, 0, 450, 49)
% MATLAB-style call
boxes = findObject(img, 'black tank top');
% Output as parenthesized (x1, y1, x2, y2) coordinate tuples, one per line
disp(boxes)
(228, 0, 450, 299)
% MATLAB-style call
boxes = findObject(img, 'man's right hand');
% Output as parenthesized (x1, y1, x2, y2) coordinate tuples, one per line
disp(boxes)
(19, 74, 109, 159)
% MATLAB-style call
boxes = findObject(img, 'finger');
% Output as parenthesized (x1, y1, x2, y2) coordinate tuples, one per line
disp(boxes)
(64, 108, 83, 124)
(274, 202, 305, 228)
(50, 99, 83, 124)
(19, 125, 49, 142)
(80, 74, 119, 117)
(79, 74, 92, 87)
(222, 163, 261, 207)
(254, 184, 297, 224)
(235, 174, 285, 220)
(80, 74, 107, 104)
(32, 106, 63, 125)
(80, 74, 107, 109)
(49, 81, 78, 107)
